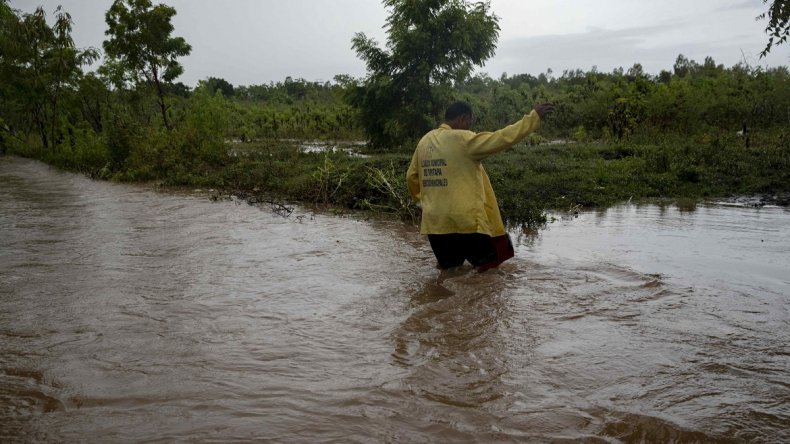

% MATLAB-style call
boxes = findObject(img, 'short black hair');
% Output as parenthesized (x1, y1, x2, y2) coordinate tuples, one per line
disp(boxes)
(444, 101, 473, 121)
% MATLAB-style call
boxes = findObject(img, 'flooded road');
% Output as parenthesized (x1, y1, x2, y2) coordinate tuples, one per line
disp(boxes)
(1, 156, 788, 443)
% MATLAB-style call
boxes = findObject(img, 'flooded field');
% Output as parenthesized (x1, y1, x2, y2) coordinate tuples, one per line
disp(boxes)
(1, 156, 788, 442)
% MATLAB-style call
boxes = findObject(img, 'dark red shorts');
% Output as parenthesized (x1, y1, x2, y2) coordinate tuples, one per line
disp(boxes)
(427, 233, 514, 271)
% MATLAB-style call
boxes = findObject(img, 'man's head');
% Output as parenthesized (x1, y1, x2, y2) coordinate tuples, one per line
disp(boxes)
(444, 101, 473, 130)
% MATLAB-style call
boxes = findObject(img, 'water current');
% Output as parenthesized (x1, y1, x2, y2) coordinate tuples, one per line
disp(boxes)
(1, 156, 788, 442)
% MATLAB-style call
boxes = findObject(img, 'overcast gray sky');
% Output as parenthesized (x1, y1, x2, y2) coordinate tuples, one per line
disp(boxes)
(9, 0, 790, 87)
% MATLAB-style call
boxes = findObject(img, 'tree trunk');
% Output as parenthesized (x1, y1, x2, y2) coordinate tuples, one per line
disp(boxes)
(152, 67, 171, 130)
(50, 92, 59, 150)
(33, 104, 49, 149)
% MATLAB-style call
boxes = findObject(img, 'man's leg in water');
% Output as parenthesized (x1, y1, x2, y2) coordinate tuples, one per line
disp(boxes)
(427, 234, 467, 269)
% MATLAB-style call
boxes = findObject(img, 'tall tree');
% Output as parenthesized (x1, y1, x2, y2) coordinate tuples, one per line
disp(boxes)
(0, 0, 15, 149)
(204, 76, 234, 97)
(349, 0, 499, 147)
(0, 2, 97, 149)
(101, 0, 191, 130)
(758, 0, 790, 57)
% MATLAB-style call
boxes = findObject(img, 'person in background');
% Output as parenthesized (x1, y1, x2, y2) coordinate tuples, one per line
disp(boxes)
(406, 101, 555, 271)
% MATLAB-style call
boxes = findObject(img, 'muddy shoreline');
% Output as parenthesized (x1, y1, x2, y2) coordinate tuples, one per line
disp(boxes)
(722, 192, 790, 207)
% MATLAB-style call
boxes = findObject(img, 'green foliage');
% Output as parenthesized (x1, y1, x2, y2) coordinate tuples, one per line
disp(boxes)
(204, 77, 234, 97)
(572, 126, 589, 142)
(101, 0, 191, 129)
(360, 161, 420, 223)
(758, 0, 790, 57)
(349, 0, 500, 147)
(104, 105, 140, 169)
(183, 85, 231, 162)
(484, 136, 790, 219)
(102, 0, 191, 87)
(56, 127, 110, 177)
(0, 3, 98, 150)
(312, 154, 352, 204)
(229, 78, 362, 141)
(456, 57, 790, 146)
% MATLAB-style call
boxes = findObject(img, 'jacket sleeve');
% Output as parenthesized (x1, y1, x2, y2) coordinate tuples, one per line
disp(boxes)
(465, 110, 542, 161)
(406, 150, 421, 202)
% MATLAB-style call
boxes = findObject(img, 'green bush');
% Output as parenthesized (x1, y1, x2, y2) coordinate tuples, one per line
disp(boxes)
(73, 128, 110, 177)
(183, 87, 231, 163)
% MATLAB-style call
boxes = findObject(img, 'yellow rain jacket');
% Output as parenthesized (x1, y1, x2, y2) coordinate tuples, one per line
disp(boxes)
(406, 110, 542, 236)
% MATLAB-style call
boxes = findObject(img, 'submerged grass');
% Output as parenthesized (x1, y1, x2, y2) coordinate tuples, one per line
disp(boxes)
(7, 133, 790, 228)
(489, 134, 790, 226)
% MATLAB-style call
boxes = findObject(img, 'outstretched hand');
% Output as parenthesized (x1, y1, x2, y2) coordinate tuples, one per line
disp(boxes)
(534, 102, 555, 118)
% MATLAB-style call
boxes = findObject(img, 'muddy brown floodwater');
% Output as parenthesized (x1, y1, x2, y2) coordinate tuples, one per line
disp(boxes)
(1, 156, 788, 443)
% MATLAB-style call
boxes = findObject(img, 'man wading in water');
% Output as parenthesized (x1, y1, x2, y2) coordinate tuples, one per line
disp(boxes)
(407, 101, 555, 272)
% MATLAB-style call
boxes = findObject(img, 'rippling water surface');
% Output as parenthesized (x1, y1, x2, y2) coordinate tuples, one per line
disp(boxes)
(1, 157, 788, 442)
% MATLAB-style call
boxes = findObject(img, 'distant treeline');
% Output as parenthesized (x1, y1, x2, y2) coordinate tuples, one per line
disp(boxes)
(462, 58, 790, 144)
(189, 58, 790, 146)
(204, 56, 790, 144)
(3, 58, 789, 181)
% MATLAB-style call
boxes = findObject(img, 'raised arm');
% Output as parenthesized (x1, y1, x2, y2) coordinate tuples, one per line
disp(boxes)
(466, 103, 555, 161)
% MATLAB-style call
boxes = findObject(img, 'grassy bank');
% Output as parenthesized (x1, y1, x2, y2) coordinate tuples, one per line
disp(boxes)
(490, 133, 790, 225)
(6, 130, 789, 229)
